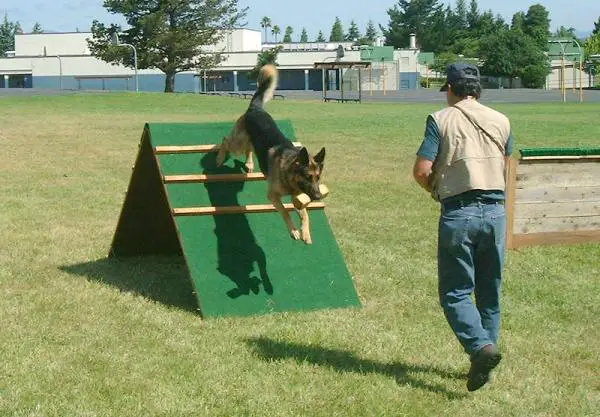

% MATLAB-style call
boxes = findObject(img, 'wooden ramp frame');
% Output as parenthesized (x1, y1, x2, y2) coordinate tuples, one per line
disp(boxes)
(506, 150, 600, 249)
(109, 122, 361, 318)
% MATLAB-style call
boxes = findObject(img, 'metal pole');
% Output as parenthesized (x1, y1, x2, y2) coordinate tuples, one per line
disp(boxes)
(321, 67, 326, 101)
(340, 68, 344, 102)
(129, 45, 139, 93)
(121, 44, 138, 92)
(56, 55, 62, 90)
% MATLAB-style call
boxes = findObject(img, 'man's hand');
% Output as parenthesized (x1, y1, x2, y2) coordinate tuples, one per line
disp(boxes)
(413, 156, 434, 192)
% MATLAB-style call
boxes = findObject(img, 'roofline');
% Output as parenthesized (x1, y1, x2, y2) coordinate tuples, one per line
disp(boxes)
(16, 27, 260, 36)
(16, 31, 92, 36)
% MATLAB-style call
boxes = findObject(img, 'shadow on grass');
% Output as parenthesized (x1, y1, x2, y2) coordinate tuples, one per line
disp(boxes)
(246, 337, 467, 399)
(59, 256, 198, 313)
(200, 152, 273, 299)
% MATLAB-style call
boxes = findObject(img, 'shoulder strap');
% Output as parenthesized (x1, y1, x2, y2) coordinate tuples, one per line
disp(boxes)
(453, 104, 505, 154)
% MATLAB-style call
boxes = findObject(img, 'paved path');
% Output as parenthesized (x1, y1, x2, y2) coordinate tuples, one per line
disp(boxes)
(1, 87, 598, 104)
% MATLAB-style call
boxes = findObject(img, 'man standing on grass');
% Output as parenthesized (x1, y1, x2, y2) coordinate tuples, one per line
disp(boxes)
(412, 63, 514, 391)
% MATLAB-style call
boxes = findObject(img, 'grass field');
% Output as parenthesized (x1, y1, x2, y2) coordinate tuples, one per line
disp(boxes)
(1, 92, 599, 417)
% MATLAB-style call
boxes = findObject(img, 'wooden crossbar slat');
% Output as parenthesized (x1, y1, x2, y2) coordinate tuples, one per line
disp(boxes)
(155, 142, 302, 154)
(521, 155, 600, 161)
(173, 202, 325, 216)
(164, 173, 265, 183)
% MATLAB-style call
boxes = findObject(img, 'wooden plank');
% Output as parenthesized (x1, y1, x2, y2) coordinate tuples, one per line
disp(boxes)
(515, 185, 600, 203)
(511, 230, 600, 248)
(513, 215, 600, 234)
(164, 173, 265, 183)
(514, 200, 600, 219)
(155, 141, 303, 154)
(516, 160, 600, 189)
(173, 202, 326, 216)
(521, 155, 600, 161)
(505, 157, 518, 249)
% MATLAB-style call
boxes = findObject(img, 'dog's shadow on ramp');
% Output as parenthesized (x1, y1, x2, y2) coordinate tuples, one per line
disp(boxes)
(200, 152, 273, 299)
(245, 337, 468, 399)
(59, 256, 198, 312)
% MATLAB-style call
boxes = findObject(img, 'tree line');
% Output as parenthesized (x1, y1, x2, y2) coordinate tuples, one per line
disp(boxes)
(260, 16, 378, 45)
(0, 1, 599, 93)
(0, 13, 42, 56)
(381, 1, 600, 88)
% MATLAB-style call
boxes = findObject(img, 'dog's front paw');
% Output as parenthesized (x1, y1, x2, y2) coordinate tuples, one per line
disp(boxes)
(302, 235, 312, 245)
(289, 229, 301, 240)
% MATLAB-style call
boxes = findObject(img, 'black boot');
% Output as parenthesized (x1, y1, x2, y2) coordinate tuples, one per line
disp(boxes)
(467, 344, 502, 392)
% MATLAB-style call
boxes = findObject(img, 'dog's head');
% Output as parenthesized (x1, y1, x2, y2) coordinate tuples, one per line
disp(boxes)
(293, 147, 326, 200)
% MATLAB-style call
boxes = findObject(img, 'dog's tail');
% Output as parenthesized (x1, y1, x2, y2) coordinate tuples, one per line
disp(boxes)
(250, 64, 278, 109)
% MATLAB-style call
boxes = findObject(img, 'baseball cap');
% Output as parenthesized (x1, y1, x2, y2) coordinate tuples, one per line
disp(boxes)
(440, 63, 480, 92)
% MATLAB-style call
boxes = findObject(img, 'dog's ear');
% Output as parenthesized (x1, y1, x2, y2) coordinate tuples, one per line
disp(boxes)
(296, 147, 310, 166)
(313, 147, 326, 165)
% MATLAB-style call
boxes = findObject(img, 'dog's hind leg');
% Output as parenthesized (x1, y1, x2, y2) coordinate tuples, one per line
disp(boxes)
(216, 137, 229, 167)
(268, 191, 301, 240)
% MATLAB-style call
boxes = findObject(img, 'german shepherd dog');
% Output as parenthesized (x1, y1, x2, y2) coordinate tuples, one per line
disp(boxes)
(216, 65, 326, 245)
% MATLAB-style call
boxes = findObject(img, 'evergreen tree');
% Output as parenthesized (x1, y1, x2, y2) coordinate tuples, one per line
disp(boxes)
(300, 28, 308, 42)
(467, 0, 479, 30)
(594, 17, 600, 35)
(381, 0, 443, 52)
(0, 14, 22, 55)
(316, 30, 326, 42)
(88, 0, 247, 92)
(455, 0, 468, 30)
(524, 4, 550, 50)
(329, 17, 344, 42)
(345, 20, 361, 42)
(31, 22, 43, 34)
(283, 26, 293, 43)
(554, 26, 576, 38)
(300, 27, 308, 42)
(365, 20, 378, 42)
(511, 12, 526, 33)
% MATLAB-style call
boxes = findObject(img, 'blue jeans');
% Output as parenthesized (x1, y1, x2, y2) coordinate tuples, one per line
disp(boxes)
(438, 200, 506, 356)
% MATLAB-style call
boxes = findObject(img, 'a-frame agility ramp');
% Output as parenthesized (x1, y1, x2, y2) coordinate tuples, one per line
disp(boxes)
(109, 122, 361, 318)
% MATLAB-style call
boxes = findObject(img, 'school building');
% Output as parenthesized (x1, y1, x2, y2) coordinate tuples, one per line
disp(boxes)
(0, 29, 426, 93)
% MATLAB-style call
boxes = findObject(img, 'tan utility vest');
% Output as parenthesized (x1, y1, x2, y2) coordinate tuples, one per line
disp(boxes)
(429, 98, 511, 201)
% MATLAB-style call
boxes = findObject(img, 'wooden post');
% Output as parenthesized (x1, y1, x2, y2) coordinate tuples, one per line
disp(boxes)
(382, 60, 386, 96)
(580, 58, 584, 103)
(505, 157, 518, 249)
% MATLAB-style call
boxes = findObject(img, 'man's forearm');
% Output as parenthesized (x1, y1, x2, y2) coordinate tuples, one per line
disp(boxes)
(414, 171, 432, 192)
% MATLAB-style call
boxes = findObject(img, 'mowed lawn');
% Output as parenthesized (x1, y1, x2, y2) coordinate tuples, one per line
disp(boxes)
(0, 92, 599, 417)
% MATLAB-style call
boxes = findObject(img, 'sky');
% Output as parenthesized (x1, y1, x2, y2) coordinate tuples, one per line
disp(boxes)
(3, 0, 599, 40)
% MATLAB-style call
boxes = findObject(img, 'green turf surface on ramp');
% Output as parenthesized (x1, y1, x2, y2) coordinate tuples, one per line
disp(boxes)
(111, 121, 361, 318)
(519, 147, 600, 158)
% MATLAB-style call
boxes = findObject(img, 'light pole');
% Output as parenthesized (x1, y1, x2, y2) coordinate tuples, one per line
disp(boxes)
(111, 32, 138, 92)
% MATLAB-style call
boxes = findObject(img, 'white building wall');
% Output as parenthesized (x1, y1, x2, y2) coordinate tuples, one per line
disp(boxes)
(2, 31, 426, 91)
(0, 58, 32, 73)
(546, 60, 591, 89)
(394, 49, 420, 73)
(15, 33, 92, 56)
